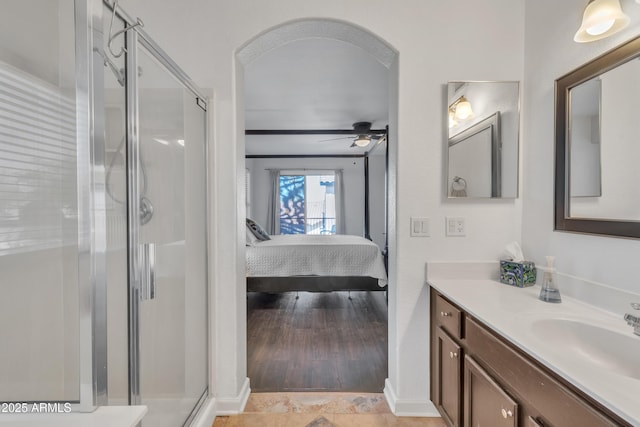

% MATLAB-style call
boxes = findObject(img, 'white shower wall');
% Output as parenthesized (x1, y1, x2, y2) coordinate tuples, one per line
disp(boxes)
(0, 0, 79, 402)
(0, 248, 79, 401)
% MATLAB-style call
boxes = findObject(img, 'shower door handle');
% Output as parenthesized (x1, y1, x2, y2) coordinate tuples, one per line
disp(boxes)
(140, 243, 156, 300)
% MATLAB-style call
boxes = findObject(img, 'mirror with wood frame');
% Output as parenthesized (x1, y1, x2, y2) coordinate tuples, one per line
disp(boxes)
(555, 35, 640, 238)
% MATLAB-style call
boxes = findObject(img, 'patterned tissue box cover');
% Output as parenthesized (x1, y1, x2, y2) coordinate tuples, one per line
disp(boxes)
(499, 260, 537, 288)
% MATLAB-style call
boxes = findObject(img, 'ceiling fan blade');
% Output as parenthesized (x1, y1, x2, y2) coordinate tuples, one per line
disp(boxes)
(375, 134, 387, 145)
(316, 136, 353, 143)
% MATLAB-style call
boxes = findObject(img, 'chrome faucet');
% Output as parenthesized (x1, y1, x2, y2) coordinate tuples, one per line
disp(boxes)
(624, 303, 640, 336)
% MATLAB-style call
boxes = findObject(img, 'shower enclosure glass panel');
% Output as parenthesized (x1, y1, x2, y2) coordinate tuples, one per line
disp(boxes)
(133, 42, 208, 427)
(101, 3, 208, 423)
(0, 0, 80, 402)
(103, 7, 129, 406)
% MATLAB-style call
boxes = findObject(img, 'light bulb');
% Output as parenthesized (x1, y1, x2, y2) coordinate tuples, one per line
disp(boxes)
(354, 135, 371, 147)
(586, 18, 615, 35)
(454, 99, 473, 120)
(574, 0, 629, 43)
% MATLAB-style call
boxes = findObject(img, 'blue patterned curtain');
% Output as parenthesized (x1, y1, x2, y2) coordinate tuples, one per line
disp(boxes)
(279, 175, 305, 234)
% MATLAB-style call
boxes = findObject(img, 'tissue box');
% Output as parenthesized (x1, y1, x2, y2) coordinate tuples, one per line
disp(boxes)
(499, 260, 536, 287)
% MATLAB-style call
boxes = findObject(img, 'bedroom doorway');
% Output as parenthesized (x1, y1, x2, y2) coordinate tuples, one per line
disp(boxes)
(241, 22, 394, 394)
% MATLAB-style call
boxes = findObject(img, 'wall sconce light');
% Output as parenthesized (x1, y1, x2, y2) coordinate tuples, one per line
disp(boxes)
(574, 0, 630, 43)
(449, 96, 474, 127)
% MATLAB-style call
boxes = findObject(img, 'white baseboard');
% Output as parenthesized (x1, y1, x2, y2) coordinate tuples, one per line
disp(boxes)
(190, 397, 216, 427)
(214, 378, 251, 415)
(383, 379, 440, 417)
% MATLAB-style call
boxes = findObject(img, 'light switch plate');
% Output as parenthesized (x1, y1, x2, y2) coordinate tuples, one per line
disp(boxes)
(446, 217, 466, 236)
(410, 217, 430, 237)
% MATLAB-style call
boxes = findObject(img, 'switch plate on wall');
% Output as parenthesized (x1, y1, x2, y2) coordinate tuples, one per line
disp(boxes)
(410, 217, 430, 237)
(446, 217, 466, 236)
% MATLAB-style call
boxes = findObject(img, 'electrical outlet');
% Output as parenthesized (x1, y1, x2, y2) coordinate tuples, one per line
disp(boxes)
(410, 217, 430, 237)
(446, 217, 466, 236)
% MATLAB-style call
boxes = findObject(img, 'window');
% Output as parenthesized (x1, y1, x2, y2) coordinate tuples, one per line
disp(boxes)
(279, 173, 336, 235)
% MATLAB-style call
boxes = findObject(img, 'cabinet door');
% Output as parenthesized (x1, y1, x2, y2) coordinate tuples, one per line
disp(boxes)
(435, 327, 462, 427)
(528, 416, 545, 427)
(464, 355, 518, 427)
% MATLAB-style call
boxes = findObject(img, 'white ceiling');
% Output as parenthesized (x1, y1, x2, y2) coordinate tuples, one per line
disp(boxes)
(244, 38, 389, 156)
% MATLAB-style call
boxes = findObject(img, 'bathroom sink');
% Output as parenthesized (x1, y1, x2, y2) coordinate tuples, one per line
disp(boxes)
(531, 318, 640, 380)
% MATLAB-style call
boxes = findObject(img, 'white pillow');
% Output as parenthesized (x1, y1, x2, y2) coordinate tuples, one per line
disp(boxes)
(246, 218, 271, 241)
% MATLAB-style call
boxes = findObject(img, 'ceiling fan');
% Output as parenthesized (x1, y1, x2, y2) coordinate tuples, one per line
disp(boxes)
(318, 121, 387, 148)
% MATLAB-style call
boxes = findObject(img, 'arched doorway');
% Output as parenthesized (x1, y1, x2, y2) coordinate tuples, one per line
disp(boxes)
(235, 17, 399, 396)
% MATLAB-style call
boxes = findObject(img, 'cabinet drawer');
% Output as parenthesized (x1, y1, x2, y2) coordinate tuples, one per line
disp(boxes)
(465, 316, 621, 427)
(434, 293, 462, 339)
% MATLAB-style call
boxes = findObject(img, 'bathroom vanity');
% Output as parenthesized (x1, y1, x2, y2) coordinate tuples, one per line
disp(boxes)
(428, 278, 637, 427)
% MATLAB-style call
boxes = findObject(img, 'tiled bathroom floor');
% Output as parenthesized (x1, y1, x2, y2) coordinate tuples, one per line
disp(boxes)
(212, 393, 446, 427)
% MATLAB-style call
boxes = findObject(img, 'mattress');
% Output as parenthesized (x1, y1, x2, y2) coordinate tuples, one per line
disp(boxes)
(246, 234, 387, 287)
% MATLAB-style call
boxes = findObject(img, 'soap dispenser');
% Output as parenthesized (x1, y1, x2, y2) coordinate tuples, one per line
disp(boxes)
(539, 256, 562, 303)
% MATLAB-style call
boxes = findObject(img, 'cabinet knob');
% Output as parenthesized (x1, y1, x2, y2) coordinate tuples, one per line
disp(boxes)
(449, 351, 458, 359)
(501, 408, 513, 419)
(440, 311, 451, 317)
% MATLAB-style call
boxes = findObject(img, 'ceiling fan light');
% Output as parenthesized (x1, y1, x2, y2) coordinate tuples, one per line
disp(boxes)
(574, 0, 629, 43)
(354, 135, 371, 147)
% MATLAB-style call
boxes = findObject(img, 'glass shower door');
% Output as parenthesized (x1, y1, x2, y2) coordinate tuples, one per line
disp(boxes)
(129, 41, 208, 427)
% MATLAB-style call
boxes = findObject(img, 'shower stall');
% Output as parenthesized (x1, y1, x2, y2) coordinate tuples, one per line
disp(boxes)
(0, 1, 210, 426)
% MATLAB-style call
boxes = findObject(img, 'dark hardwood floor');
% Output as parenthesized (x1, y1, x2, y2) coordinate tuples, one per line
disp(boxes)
(247, 290, 388, 393)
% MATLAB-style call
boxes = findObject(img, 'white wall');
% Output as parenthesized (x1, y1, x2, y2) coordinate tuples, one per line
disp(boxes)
(246, 157, 367, 237)
(522, 0, 640, 295)
(124, 0, 525, 413)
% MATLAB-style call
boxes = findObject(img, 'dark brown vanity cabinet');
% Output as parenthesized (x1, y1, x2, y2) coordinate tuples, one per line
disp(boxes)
(430, 288, 629, 427)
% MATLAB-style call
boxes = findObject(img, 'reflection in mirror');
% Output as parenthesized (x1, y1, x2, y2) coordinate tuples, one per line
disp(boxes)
(569, 79, 601, 199)
(446, 81, 519, 198)
(569, 59, 640, 220)
(555, 35, 640, 238)
(448, 113, 500, 197)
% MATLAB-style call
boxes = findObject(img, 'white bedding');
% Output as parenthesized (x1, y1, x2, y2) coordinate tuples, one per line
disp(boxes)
(246, 234, 387, 287)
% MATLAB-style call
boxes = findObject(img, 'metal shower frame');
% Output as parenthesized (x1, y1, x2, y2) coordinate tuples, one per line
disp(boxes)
(74, 0, 211, 416)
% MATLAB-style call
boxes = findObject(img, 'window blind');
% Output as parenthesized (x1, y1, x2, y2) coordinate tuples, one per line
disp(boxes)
(0, 61, 77, 255)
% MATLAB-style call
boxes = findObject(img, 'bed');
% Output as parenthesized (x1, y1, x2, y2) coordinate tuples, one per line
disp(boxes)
(246, 234, 388, 293)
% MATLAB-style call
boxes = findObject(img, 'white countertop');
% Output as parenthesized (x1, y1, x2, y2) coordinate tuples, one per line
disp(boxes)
(428, 278, 640, 426)
(0, 406, 147, 426)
